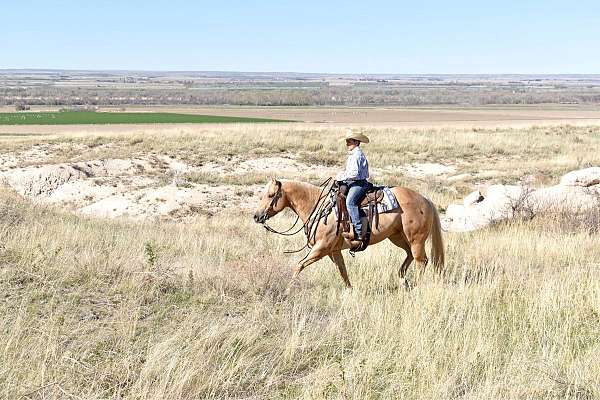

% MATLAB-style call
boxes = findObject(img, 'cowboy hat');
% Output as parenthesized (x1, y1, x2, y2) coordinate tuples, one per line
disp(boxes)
(340, 128, 370, 143)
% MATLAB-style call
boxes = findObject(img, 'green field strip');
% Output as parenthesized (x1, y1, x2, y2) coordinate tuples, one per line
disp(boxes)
(0, 112, 294, 125)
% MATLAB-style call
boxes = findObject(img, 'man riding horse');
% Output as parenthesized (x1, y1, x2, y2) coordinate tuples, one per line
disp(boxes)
(336, 128, 371, 250)
(253, 127, 444, 291)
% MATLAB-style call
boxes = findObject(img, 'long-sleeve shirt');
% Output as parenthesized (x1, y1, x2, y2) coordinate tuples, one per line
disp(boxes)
(337, 146, 369, 181)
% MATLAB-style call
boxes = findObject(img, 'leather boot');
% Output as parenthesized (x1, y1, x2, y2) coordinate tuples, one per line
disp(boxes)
(342, 230, 366, 252)
(348, 239, 366, 252)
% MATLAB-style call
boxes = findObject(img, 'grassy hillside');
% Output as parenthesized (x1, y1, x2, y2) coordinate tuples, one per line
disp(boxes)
(0, 111, 291, 125)
(1, 188, 599, 399)
(1, 124, 599, 399)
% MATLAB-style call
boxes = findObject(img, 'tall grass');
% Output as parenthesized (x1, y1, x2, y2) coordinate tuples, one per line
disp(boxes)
(1, 187, 599, 399)
(1, 124, 600, 398)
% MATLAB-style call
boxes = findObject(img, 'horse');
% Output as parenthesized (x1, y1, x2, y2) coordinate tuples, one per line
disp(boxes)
(253, 178, 444, 290)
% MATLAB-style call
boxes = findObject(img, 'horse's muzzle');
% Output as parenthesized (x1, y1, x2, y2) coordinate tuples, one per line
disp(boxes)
(253, 211, 267, 224)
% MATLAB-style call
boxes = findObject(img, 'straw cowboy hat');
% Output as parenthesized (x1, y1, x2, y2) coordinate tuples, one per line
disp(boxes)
(340, 128, 370, 143)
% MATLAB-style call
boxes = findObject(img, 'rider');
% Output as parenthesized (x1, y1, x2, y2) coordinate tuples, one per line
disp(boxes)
(336, 128, 370, 244)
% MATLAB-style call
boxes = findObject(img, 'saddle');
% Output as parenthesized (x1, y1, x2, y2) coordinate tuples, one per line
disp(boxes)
(334, 182, 385, 252)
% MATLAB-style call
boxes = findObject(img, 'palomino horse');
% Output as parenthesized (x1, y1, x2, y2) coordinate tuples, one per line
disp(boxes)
(253, 179, 444, 289)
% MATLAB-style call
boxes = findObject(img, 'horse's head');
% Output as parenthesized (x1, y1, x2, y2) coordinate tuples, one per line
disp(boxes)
(253, 178, 287, 224)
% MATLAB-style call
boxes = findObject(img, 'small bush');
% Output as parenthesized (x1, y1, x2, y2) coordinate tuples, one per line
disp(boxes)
(14, 102, 30, 111)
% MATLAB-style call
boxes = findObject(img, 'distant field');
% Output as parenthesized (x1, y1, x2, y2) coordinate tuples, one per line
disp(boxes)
(127, 105, 600, 125)
(4, 106, 600, 130)
(0, 111, 290, 125)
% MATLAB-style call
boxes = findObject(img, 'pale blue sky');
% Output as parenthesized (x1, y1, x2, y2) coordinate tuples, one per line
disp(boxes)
(2, 0, 599, 73)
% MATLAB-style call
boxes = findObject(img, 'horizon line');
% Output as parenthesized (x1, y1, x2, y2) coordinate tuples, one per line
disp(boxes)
(2, 68, 600, 77)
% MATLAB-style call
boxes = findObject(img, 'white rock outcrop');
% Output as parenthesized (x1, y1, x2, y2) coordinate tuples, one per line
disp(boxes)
(442, 168, 600, 232)
(443, 185, 525, 232)
(0, 156, 264, 220)
(2, 165, 87, 197)
(560, 167, 600, 187)
(463, 190, 484, 206)
(528, 184, 600, 213)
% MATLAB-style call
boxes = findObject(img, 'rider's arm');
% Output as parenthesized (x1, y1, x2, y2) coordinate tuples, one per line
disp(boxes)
(337, 151, 360, 181)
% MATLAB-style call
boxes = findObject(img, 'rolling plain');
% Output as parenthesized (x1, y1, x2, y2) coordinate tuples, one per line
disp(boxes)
(1, 109, 599, 398)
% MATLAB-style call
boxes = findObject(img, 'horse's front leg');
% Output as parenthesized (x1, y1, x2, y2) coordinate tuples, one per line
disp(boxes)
(286, 243, 329, 295)
(329, 250, 352, 289)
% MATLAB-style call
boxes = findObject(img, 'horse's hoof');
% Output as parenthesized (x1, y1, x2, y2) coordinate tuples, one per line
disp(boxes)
(278, 291, 290, 301)
(400, 278, 411, 291)
(284, 278, 299, 297)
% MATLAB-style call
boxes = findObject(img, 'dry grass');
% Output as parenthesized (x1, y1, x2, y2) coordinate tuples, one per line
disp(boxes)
(3, 124, 600, 176)
(1, 124, 600, 399)
(1, 188, 599, 399)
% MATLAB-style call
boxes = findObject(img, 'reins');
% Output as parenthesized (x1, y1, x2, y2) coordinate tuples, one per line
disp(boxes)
(262, 177, 335, 254)
(262, 213, 302, 236)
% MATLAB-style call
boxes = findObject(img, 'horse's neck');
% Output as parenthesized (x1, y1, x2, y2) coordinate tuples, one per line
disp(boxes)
(284, 181, 321, 223)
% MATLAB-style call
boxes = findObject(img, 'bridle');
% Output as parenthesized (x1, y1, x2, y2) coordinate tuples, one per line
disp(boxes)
(260, 180, 303, 236)
(260, 178, 335, 255)
(265, 180, 283, 217)
(262, 180, 304, 236)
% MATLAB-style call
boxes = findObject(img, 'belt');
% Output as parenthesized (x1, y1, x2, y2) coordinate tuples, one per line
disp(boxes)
(345, 179, 367, 183)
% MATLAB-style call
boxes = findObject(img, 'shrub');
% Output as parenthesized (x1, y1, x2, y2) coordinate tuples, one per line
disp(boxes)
(14, 102, 30, 111)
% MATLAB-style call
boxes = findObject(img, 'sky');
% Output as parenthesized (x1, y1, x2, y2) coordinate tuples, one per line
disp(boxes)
(2, 0, 600, 74)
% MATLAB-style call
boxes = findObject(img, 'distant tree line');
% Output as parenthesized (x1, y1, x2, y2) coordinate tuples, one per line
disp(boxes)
(2, 84, 600, 107)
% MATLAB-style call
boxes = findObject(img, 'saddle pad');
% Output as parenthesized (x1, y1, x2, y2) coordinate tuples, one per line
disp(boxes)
(331, 186, 400, 221)
(378, 187, 400, 212)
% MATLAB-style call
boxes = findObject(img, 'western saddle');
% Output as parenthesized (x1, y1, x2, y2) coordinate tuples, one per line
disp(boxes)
(334, 181, 385, 252)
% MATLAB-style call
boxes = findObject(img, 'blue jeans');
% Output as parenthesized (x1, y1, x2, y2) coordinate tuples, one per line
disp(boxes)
(345, 180, 369, 239)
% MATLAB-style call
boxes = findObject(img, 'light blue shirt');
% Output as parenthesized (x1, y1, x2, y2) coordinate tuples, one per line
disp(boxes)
(338, 146, 369, 181)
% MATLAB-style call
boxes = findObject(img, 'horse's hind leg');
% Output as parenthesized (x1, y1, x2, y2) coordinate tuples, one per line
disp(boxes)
(388, 234, 413, 288)
(410, 240, 429, 285)
(329, 251, 352, 289)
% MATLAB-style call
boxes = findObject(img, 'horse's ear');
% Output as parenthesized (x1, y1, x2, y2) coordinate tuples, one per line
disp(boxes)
(268, 178, 280, 196)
